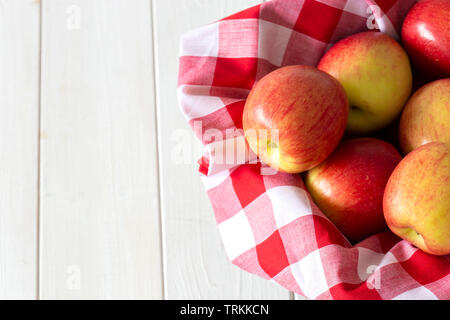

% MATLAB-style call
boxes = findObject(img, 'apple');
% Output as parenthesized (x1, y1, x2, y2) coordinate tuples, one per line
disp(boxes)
(305, 138, 402, 242)
(383, 142, 450, 256)
(401, 0, 450, 80)
(242, 65, 348, 173)
(318, 31, 413, 134)
(399, 78, 450, 154)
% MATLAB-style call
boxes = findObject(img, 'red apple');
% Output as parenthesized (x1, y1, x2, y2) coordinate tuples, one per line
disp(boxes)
(305, 138, 402, 242)
(318, 32, 412, 134)
(384, 142, 450, 256)
(399, 78, 450, 154)
(401, 0, 450, 80)
(242, 65, 348, 173)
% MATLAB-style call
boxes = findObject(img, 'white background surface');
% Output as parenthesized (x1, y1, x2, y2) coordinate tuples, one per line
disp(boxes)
(0, 0, 301, 300)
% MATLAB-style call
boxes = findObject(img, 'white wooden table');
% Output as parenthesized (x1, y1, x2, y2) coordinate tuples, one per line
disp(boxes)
(0, 0, 300, 300)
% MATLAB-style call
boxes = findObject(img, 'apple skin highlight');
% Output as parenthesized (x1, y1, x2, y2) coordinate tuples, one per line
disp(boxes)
(401, 0, 450, 80)
(305, 138, 402, 243)
(243, 65, 348, 173)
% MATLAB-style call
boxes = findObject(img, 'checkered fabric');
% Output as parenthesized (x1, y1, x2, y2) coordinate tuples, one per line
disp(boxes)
(177, 0, 450, 300)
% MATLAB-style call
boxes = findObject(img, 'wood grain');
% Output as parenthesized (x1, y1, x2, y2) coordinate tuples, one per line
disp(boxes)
(39, 0, 162, 299)
(152, 0, 291, 299)
(0, 0, 40, 300)
(0, 0, 301, 299)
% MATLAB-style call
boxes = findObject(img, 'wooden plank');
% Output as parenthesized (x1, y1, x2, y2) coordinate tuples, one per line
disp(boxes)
(0, 0, 40, 300)
(152, 0, 291, 299)
(40, 0, 162, 299)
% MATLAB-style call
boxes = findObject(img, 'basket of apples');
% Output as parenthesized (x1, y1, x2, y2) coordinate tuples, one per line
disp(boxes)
(178, 0, 450, 299)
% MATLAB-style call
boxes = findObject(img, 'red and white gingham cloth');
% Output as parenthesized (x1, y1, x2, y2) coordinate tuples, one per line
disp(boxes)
(177, 0, 450, 300)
